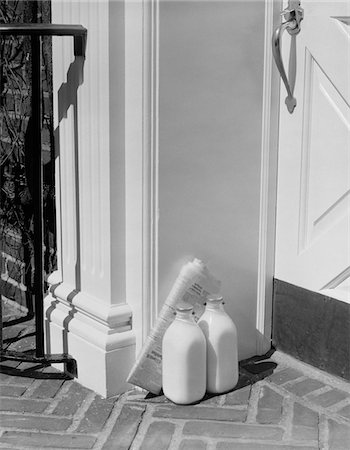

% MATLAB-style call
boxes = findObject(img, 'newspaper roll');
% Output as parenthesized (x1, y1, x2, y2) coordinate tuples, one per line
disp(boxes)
(126, 258, 221, 394)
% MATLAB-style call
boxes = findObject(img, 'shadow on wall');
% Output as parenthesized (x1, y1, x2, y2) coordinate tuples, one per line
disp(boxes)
(55, 55, 85, 293)
(44, 55, 85, 375)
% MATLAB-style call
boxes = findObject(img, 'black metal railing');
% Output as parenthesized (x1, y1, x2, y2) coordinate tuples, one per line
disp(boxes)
(0, 24, 87, 374)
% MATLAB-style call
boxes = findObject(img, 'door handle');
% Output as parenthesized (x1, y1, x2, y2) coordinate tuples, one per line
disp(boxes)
(272, 1, 304, 114)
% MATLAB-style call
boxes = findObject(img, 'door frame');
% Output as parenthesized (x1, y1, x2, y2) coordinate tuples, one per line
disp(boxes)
(255, 0, 281, 354)
(125, 0, 281, 356)
(125, 0, 160, 354)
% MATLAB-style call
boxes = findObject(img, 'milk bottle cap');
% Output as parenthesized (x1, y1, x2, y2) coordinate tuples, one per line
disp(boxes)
(176, 302, 193, 312)
(207, 294, 223, 303)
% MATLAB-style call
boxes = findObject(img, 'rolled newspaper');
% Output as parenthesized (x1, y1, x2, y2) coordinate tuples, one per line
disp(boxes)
(126, 258, 221, 394)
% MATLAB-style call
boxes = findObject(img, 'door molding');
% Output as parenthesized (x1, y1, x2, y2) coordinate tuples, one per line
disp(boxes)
(142, 0, 160, 339)
(256, 0, 281, 354)
(125, 0, 160, 351)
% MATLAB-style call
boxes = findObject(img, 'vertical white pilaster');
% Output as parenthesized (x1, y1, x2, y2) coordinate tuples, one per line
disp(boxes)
(44, 0, 135, 397)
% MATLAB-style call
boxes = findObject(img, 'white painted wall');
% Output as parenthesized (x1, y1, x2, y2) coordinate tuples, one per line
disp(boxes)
(155, 1, 268, 360)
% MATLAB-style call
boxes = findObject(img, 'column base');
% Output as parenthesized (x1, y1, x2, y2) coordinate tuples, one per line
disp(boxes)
(44, 278, 136, 398)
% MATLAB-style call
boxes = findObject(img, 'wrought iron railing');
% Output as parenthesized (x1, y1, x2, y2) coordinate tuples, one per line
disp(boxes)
(0, 23, 86, 374)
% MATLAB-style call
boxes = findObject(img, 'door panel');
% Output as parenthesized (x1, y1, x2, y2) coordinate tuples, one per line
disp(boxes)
(275, 1, 350, 302)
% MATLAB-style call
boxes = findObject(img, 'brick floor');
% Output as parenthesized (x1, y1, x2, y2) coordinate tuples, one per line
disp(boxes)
(1, 300, 350, 449)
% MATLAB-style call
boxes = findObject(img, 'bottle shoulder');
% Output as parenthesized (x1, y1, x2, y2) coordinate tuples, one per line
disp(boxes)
(199, 309, 235, 323)
(198, 310, 237, 334)
(164, 317, 204, 339)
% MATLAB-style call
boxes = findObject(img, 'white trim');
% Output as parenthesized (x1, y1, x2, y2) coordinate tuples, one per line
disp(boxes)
(298, 48, 314, 254)
(142, 0, 160, 338)
(46, 282, 133, 343)
(256, 0, 280, 355)
(51, 281, 132, 329)
(322, 266, 350, 290)
(125, 0, 145, 354)
(142, 0, 151, 342)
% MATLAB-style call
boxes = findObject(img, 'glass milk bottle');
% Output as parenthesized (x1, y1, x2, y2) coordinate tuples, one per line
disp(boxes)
(198, 295, 239, 394)
(162, 303, 206, 404)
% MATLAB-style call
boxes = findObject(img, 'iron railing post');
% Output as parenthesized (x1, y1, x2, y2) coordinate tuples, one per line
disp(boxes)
(31, 34, 44, 358)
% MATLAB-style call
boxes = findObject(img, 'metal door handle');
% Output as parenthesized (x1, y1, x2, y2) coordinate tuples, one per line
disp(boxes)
(272, 1, 304, 114)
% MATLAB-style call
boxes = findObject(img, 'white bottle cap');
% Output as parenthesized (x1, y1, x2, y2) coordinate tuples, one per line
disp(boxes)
(207, 294, 223, 303)
(176, 302, 193, 312)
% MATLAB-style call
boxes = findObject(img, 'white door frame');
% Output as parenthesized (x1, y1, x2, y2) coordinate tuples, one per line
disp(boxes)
(125, 0, 160, 354)
(125, 0, 281, 356)
(255, 0, 281, 354)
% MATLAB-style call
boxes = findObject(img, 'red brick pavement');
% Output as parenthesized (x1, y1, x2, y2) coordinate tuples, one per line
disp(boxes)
(1, 300, 350, 449)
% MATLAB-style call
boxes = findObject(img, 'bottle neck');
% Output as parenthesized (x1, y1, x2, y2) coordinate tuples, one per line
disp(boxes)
(205, 301, 224, 312)
(175, 310, 195, 323)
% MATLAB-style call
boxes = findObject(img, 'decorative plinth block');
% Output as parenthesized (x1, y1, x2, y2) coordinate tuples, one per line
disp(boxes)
(44, 280, 136, 398)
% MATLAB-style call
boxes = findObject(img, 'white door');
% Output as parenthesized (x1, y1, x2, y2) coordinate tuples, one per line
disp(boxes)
(275, 1, 350, 303)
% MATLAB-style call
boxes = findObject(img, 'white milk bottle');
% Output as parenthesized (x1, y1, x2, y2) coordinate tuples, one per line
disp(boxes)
(162, 303, 206, 404)
(198, 295, 239, 394)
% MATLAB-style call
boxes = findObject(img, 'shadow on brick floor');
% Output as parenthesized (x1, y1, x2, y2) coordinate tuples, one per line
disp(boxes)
(1, 299, 278, 389)
(1, 300, 73, 381)
(144, 351, 278, 404)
